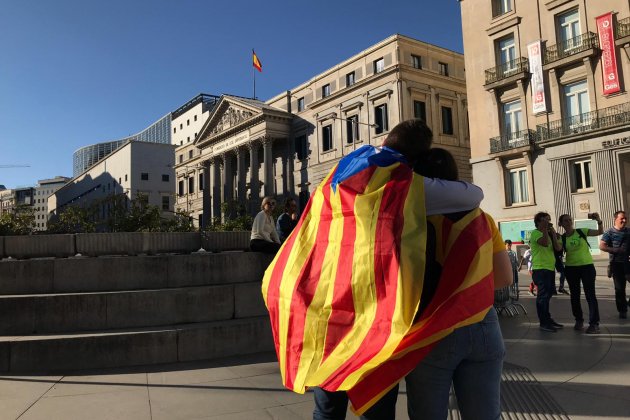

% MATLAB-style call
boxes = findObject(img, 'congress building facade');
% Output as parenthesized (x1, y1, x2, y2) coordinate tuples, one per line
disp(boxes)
(175, 34, 470, 227)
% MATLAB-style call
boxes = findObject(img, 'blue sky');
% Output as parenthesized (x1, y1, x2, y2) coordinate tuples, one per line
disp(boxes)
(0, 0, 463, 189)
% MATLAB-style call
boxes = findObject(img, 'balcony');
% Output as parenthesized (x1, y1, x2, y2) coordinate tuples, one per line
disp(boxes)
(485, 57, 529, 85)
(490, 129, 537, 153)
(616, 17, 630, 40)
(536, 102, 630, 143)
(544, 32, 599, 65)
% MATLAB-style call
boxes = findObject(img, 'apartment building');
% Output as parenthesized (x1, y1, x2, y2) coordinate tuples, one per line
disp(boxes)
(460, 0, 630, 243)
(177, 34, 470, 227)
(33, 176, 71, 231)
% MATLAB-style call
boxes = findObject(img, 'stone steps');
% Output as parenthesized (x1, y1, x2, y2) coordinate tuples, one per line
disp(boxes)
(0, 252, 275, 373)
(0, 317, 273, 373)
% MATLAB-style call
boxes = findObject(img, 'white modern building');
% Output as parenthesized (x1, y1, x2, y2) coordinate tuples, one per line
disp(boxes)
(34, 176, 71, 231)
(50, 141, 175, 229)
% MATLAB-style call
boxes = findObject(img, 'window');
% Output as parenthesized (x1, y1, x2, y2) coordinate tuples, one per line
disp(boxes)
(199, 173, 204, 191)
(572, 159, 593, 191)
(180, 124, 183, 130)
(162, 174, 169, 182)
(558, 9, 581, 50)
(188, 150, 193, 159)
(498, 36, 516, 75)
(295, 135, 307, 160)
(188, 177, 194, 194)
(141, 173, 149, 181)
(374, 58, 384, 74)
(502, 100, 522, 137)
(194, 115, 197, 121)
(178, 180, 184, 196)
(441, 106, 454, 135)
(346, 115, 359, 143)
(509, 168, 529, 204)
(564, 80, 590, 126)
(187, 119, 190, 126)
(322, 84, 331, 98)
(322, 125, 333, 151)
(414, 100, 426, 121)
(438, 62, 449, 76)
(346, 72, 355, 87)
(492, 0, 512, 17)
(297, 97, 305, 112)
(187, 137, 190, 143)
(173, 127, 177, 134)
(412, 55, 422, 69)
(179, 154, 183, 163)
(162, 196, 169, 211)
(374, 104, 389, 135)
(125, 174, 128, 181)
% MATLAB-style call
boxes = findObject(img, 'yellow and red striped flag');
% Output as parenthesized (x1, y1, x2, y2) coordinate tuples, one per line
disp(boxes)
(252, 49, 262, 72)
(347, 209, 497, 413)
(262, 145, 428, 398)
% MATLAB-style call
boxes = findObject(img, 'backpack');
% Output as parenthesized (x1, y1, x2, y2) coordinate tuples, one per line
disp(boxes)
(561, 229, 591, 253)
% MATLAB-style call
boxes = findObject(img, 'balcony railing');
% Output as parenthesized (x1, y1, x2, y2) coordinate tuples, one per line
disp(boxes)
(616, 17, 630, 39)
(544, 32, 599, 64)
(536, 102, 630, 142)
(490, 129, 537, 153)
(485, 57, 529, 85)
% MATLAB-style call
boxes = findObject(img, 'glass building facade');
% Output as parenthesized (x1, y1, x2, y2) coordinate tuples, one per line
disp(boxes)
(73, 114, 171, 176)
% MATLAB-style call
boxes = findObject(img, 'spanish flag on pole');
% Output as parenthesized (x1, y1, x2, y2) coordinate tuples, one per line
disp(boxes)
(252, 49, 262, 72)
(262, 145, 428, 402)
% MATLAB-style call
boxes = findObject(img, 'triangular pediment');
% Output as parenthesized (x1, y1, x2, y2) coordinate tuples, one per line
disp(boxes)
(195, 96, 264, 145)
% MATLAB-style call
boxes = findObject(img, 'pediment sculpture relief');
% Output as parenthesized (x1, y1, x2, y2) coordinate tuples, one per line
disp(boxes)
(211, 106, 254, 135)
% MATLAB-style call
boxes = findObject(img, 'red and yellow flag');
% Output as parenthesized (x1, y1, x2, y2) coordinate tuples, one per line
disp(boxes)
(262, 145, 427, 396)
(252, 49, 262, 72)
(347, 209, 496, 413)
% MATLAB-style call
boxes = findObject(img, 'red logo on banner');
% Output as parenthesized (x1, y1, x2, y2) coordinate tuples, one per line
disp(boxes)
(596, 12, 620, 95)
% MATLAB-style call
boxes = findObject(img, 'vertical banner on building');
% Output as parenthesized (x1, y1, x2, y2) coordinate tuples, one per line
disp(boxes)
(596, 12, 620, 95)
(527, 40, 547, 114)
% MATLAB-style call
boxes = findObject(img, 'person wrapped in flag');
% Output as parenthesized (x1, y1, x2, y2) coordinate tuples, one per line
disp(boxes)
(262, 120, 487, 417)
(397, 148, 512, 419)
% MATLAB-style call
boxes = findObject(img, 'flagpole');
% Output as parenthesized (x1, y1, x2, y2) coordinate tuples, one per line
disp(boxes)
(252, 49, 256, 99)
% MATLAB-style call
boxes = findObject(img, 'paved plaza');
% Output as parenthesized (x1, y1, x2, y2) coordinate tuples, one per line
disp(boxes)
(1, 269, 629, 420)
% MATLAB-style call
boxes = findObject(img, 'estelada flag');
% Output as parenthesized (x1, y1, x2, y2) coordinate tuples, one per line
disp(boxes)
(347, 209, 497, 413)
(252, 49, 262, 72)
(262, 145, 428, 399)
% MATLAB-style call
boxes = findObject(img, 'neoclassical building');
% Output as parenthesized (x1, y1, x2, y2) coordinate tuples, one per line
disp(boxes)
(175, 34, 470, 227)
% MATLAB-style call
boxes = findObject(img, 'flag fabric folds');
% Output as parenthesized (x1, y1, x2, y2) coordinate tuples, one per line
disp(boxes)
(262, 145, 428, 397)
(252, 49, 262, 72)
(261, 145, 495, 414)
(347, 208, 496, 413)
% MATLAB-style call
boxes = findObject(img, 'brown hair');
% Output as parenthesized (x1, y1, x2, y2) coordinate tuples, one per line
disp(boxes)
(414, 147, 459, 181)
(382, 119, 433, 164)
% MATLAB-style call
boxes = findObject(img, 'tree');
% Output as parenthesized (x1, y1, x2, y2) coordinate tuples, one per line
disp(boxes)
(47, 205, 96, 234)
(0, 205, 35, 235)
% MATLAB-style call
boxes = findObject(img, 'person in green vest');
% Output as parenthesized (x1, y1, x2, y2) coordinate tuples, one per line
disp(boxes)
(558, 213, 604, 334)
(530, 212, 563, 332)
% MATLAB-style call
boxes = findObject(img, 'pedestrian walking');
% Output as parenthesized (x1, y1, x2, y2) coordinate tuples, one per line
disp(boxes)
(599, 211, 630, 319)
(506, 239, 519, 298)
(558, 213, 603, 333)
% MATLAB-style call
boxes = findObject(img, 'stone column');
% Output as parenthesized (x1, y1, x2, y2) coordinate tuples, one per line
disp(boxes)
(248, 141, 260, 211)
(223, 152, 234, 204)
(211, 157, 221, 221)
(236, 147, 247, 208)
(262, 137, 274, 196)
(202, 159, 211, 229)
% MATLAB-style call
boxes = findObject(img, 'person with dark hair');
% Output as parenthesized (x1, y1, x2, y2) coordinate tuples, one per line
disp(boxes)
(558, 213, 603, 333)
(600, 211, 630, 319)
(276, 198, 299, 243)
(505, 239, 519, 296)
(250, 196, 281, 254)
(530, 212, 563, 332)
(405, 147, 511, 419)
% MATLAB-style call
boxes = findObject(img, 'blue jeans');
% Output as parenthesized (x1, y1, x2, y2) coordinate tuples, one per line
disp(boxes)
(312, 384, 399, 420)
(532, 269, 556, 326)
(405, 309, 505, 420)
